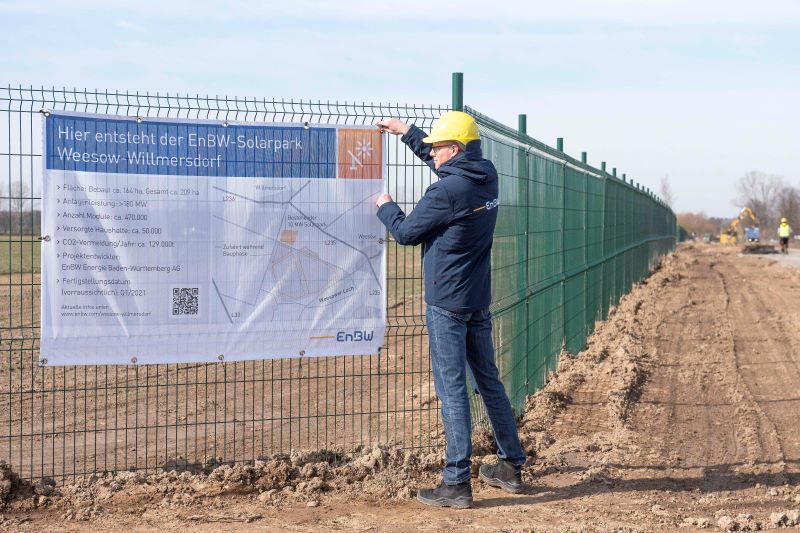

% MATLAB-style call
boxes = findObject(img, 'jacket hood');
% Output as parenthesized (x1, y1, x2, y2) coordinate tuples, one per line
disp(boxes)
(437, 139, 497, 183)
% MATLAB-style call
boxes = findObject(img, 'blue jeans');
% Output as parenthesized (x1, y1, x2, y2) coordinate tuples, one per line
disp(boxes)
(426, 304, 527, 485)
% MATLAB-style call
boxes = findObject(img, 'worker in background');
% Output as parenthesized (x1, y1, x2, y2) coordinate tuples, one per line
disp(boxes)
(778, 217, 793, 254)
(374, 112, 527, 509)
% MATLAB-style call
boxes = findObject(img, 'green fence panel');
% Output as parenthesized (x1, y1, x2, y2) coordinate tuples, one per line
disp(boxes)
(492, 301, 529, 410)
(526, 282, 563, 392)
(585, 263, 603, 335)
(483, 132, 526, 313)
(528, 155, 565, 290)
(468, 105, 676, 413)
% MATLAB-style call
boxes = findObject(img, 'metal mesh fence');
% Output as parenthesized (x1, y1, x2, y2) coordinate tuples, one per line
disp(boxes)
(0, 85, 675, 481)
(470, 106, 676, 410)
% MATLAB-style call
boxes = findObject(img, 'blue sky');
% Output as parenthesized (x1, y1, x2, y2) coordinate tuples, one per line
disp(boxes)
(2, 0, 799, 217)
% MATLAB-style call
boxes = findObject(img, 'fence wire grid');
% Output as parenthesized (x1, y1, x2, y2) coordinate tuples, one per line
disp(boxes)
(0, 85, 676, 481)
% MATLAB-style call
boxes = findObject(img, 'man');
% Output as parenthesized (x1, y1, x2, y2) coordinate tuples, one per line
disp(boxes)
(778, 217, 792, 254)
(375, 112, 527, 509)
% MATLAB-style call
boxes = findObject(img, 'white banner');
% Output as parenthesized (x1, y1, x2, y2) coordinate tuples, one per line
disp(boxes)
(41, 112, 386, 365)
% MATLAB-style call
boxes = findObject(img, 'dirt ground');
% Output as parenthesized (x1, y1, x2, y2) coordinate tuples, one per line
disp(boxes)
(3, 242, 800, 532)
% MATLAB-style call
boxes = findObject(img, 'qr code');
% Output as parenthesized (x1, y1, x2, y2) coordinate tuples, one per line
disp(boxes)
(172, 288, 198, 316)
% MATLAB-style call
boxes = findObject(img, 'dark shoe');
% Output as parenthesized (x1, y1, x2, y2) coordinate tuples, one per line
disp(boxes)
(416, 481, 473, 509)
(479, 459, 524, 494)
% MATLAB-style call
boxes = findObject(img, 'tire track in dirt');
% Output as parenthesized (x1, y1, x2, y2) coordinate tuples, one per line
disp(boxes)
(742, 261, 800, 386)
(627, 249, 741, 493)
(712, 260, 786, 477)
(713, 256, 800, 476)
(720, 259, 800, 382)
(540, 245, 799, 491)
(706, 261, 777, 473)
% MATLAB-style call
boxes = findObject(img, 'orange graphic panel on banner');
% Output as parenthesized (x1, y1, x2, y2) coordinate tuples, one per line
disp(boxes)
(337, 129, 382, 179)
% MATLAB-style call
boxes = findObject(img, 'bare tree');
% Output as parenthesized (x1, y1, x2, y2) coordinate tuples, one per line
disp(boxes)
(9, 180, 30, 235)
(776, 185, 800, 231)
(659, 175, 675, 208)
(734, 171, 785, 230)
(677, 212, 720, 236)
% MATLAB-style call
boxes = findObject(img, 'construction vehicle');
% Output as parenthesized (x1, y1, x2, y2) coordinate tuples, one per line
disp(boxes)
(720, 207, 776, 253)
(720, 207, 757, 244)
(745, 226, 760, 242)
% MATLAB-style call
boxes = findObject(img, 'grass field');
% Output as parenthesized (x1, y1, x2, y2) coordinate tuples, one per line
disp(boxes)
(0, 239, 415, 278)
(0, 235, 40, 274)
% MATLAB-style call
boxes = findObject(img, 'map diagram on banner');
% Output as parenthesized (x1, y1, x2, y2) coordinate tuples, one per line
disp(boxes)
(40, 113, 387, 366)
(209, 178, 383, 327)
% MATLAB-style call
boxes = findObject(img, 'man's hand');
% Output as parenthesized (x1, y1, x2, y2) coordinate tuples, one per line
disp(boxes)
(376, 118, 410, 136)
(376, 192, 393, 208)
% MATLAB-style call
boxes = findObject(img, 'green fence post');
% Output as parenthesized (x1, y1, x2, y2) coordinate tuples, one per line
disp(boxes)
(613, 168, 617, 178)
(560, 141, 567, 353)
(604, 169, 610, 318)
(452, 72, 463, 111)
(559, 135, 568, 354)
(581, 151, 588, 339)
(518, 113, 530, 402)
(601, 161, 607, 173)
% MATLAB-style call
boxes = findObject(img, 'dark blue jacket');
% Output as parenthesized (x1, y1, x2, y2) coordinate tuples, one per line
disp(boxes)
(377, 125, 499, 313)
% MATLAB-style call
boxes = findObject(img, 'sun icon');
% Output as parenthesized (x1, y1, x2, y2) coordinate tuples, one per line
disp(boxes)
(355, 140, 373, 158)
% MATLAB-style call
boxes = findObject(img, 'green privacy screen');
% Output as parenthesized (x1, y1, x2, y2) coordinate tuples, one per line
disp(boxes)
(472, 106, 676, 412)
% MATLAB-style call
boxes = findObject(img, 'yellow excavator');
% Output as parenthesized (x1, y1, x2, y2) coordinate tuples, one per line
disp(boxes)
(720, 207, 758, 244)
(720, 207, 776, 253)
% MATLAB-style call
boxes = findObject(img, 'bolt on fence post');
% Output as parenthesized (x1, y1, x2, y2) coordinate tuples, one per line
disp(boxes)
(557, 137, 564, 152)
(452, 72, 463, 111)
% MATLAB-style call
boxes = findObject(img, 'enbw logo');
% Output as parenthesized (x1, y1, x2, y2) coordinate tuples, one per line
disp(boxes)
(337, 330, 374, 342)
(485, 198, 499, 211)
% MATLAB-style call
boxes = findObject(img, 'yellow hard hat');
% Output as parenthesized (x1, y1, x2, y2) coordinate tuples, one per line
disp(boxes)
(782, 217, 788, 223)
(422, 111, 480, 145)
